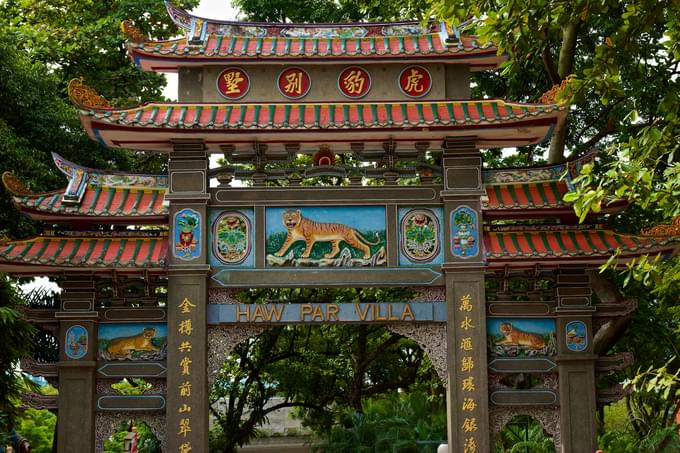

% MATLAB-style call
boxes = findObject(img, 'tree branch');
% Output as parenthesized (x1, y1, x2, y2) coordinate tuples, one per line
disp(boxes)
(542, 46, 561, 85)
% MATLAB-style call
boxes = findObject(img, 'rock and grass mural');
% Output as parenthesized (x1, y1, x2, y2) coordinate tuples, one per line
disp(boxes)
(98, 323, 168, 361)
(487, 318, 557, 357)
(266, 206, 387, 267)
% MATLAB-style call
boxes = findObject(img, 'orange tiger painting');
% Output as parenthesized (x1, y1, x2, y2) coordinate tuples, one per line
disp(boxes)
(496, 322, 546, 350)
(274, 210, 381, 259)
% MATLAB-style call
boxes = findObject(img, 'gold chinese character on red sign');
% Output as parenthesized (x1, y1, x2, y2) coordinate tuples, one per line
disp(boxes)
(338, 66, 371, 98)
(399, 65, 432, 98)
(278, 67, 311, 99)
(217, 67, 250, 100)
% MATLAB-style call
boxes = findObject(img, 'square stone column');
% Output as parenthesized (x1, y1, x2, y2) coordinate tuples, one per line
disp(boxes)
(440, 137, 489, 453)
(166, 143, 211, 453)
(555, 269, 598, 452)
(56, 276, 98, 451)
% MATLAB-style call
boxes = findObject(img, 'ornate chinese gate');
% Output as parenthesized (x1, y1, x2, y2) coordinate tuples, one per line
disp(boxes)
(3, 3, 677, 452)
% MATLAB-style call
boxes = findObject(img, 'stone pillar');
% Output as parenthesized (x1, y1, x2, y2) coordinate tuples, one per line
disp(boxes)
(56, 275, 98, 451)
(166, 142, 210, 453)
(555, 268, 598, 453)
(440, 138, 489, 453)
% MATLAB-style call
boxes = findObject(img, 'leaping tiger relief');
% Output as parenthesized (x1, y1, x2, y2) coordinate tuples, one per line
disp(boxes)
(265, 206, 387, 267)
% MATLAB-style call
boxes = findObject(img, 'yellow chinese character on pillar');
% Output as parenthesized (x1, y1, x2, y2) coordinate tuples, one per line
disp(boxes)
(462, 397, 477, 411)
(461, 356, 475, 372)
(460, 337, 473, 351)
(460, 316, 475, 331)
(343, 70, 365, 95)
(459, 293, 473, 312)
(462, 376, 475, 392)
(179, 341, 193, 353)
(462, 417, 478, 433)
(178, 418, 192, 437)
(178, 319, 193, 336)
(179, 381, 192, 397)
(179, 403, 192, 413)
(284, 71, 303, 95)
(404, 68, 424, 93)
(223, 71, 245, 94)
(179, 298, 197, 314)
(179, 442, 192, 453)
(464, 436, 477, 453)
(180, 356, 192, 376)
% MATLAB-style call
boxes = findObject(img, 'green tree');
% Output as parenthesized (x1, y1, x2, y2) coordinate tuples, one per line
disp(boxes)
(0, 275, 36, 430)
(15, 408, 57, 453)
(315, 390, 447, 453)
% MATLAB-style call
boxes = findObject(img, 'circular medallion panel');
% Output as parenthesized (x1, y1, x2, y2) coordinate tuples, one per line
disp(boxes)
(338, 66, 371, 99)
(213, 211, 252, 265)
(398, 65, 432, 98)
(277, 67, 311, 99)
(65, 324, 88, 360)
(216, 67, 250, 100)
(400, 209, 440, 263)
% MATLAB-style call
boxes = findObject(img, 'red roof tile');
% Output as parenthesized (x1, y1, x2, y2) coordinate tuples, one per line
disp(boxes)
(484, 228, 678, 266)
(0, 233, 167, 274)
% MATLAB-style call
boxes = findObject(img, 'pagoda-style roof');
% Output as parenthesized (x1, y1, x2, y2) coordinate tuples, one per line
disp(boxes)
(2, 154, 168, 224)
(1, 227, 672, 273)
(482, 152, 627, 218)
(71, 90, 566, 153)
(0, 231, 167, 275)
(484, 226, 679, 267)
(124, 3, 504, 72)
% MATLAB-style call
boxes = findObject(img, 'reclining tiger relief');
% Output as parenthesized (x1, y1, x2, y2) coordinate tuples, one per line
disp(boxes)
(266, 207, 387, 267)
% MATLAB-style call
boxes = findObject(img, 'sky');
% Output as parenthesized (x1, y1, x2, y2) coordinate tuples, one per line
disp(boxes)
(163, 0, 239, 100)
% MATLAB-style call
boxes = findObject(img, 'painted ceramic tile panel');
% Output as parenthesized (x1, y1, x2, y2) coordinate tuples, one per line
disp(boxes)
(487, 319, 557, 357)
(174, 208, 201, 260)
(65, 324, 88, 360)
(98, 323, 167, 361)
(266, 206, 387, 267)
(565, 320, 588, 352)
(398, 207, 443, 265)
(451, 206, 479, 258)
(210, 209, 254, 267)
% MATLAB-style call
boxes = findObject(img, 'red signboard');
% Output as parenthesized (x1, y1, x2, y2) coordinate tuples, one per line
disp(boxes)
(278, 67, 311, 99)
(216, 67, 250, 100)
(338, 66, 371, 99)
(398, 65, 432, 98)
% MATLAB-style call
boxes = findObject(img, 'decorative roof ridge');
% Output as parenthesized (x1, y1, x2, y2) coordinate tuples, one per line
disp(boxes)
(67, 79, 112, 110)
(166, 1, 437, 31)
(482, 148, 596, 185)
(2, 172, 35, 196)
(49, 153, 167, 208)
(485, 224, 601, 232)
(40, 229, 167, 238)
(162, 2, 489, 47)
(51, 153, 166, 184)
